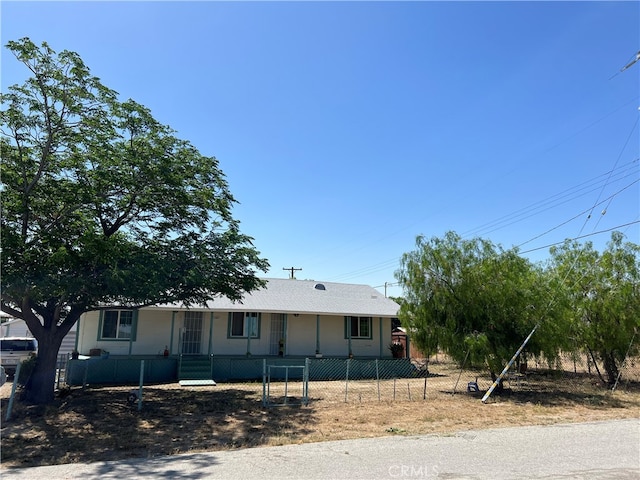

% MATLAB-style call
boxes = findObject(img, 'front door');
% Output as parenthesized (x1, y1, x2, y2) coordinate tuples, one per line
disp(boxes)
(182, 311, 203, 355)
(269, 313, 285, 356)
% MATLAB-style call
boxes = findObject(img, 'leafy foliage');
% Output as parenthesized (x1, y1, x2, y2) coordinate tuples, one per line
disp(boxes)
(396, 230, 639, 388)
(395, 232, 569, 382)
(0, 38, 269, 403)
(549, 232, 640, 384)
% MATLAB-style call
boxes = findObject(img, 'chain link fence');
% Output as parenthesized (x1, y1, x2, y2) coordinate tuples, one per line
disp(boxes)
(279, 352, 640, 405)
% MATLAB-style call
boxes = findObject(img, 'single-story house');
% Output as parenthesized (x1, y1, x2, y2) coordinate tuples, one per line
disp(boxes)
(68, 278, 408, 385)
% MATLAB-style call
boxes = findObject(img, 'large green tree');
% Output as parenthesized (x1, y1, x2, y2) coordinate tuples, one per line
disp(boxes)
(549, 232, 640, 385)
(396, 231, 567, 387)
(0, 38, 269, 404)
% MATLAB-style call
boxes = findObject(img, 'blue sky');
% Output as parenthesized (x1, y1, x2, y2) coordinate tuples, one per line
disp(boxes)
(2, 1, 639, 298)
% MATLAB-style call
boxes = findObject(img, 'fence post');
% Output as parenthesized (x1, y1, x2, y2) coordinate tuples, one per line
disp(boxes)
(344, 358, 350, 403)
(612, 329, 637, 393)
(262, 358, 267, 407)
(376, 359, 380, 401)
(423, 375, 427, 400)
(55, 354, 64, 390)
(55, 355, 59, 390)
(137, 360, 144, 411)
(284, 366, 289, 405)
(304, 357, 309, 405)
(82, 360, 89, 390)
(452, 350, 470, 395)
(5, 362, 22, 421)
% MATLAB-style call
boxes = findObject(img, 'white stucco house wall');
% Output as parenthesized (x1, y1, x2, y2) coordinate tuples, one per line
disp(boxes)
(75, 278, 400, 359)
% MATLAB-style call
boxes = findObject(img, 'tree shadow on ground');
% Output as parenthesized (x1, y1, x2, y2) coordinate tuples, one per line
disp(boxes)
(1, 385, 317, 469)
(482, 370, 640, 407)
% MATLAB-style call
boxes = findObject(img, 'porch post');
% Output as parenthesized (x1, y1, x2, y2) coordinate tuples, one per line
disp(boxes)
(208, 312, 214, 355)
(246, 315, 252, 355)
(74, 315, 81, 352)
(315, 315, 320, 354)
(283, 314, 288, 357)
(379, 317, 383, 357)
(128, 309, 137, 356)
(169, 312, 176, 355)
(347, 316, 352, 356)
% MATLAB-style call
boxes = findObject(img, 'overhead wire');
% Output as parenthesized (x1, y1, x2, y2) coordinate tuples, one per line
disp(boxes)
(515, 178, 640, 249)
(318, 52, 640, 288)
(324, 157, 638, 284)
(519, 221, 640, 255)
(592, 116, 639, 231)
(326, 257, 401, 282)
(485, 55, 640, 399)
(463, 159, 639, 238)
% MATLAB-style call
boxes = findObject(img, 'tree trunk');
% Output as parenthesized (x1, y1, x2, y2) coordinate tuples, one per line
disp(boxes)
(23, 328, 66, 404)
(601, 351, 619, 386)
(588, 347, 607, 385)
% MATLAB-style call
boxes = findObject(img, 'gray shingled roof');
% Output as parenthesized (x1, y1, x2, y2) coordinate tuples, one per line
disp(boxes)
(152, 278, 399, 317)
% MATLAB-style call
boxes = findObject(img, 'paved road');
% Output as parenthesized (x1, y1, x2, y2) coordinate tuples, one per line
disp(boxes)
(2, 419, 639, 479)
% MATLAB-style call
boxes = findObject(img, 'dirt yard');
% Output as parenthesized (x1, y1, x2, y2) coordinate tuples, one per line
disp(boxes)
(2, 363, 639, 469)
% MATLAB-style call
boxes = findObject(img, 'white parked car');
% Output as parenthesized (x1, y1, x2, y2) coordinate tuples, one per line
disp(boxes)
(0, 337, 38, 376)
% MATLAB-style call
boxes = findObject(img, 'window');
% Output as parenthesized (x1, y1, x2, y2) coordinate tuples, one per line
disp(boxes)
(345, 316, 372, 339)
(1, 339, 37, 352)
(228, 312, 260, 338)
(100, 310, 135, 340)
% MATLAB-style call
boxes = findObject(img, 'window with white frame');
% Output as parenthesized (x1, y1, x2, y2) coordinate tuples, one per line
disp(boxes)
(100, 310, 134, 340)
(345, 316, 372, 339)
(228, 312, 260, 338)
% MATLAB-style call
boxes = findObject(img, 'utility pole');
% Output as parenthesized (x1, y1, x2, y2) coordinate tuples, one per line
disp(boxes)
(283, 267, 302, 279)
(384, 282, 398, 297)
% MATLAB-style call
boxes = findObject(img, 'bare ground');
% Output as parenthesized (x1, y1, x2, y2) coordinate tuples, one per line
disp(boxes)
(2, 362, 639, 469)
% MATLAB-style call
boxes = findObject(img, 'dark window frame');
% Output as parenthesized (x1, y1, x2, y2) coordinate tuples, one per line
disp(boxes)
(344, 316, 373, 339)
(227, 312, 261, 339)
(98, 309, 138, 341)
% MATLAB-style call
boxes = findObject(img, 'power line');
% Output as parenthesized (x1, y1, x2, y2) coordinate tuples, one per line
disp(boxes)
(515, 178, 640, 249)
(317, 102, 639, 286)
(327, 257, 400, 282)
(463, 160, 639, 238)
(610, 50, 640, 79)
(592, 116, 639, 231)
(519, 221, 640, 255)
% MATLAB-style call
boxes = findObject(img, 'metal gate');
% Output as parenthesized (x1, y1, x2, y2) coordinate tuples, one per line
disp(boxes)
(269, 313, 285, 355)
(182, 311, 203, 355)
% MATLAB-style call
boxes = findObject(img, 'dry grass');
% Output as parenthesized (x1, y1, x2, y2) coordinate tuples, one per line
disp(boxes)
(2, 360, 639, 469)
